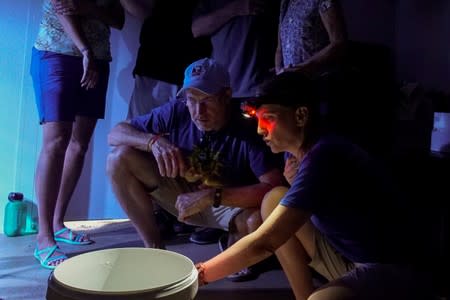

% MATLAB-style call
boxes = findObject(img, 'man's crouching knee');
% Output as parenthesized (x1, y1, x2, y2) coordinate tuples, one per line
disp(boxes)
(106, 145, 161, 189)
(106, 145, 135, 183)
(231, 208, 262, 237)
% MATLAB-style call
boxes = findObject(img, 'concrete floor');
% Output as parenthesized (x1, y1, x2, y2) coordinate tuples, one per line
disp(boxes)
(0, 220, 294, 300)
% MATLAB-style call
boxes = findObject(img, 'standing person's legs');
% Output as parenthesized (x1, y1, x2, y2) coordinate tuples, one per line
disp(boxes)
(35, 122, 72, 267)
(52, 116, 97, 240)
(31, 48, 79, 267)
(52, 59, 109, 244)
(31, 49, 108, 268)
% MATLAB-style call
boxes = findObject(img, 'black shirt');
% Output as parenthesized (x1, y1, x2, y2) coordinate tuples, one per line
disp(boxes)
(133, 0, 211, 85)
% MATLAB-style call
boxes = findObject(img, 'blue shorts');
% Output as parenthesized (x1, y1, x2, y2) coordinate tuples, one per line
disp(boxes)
(30, 47, 110, 123)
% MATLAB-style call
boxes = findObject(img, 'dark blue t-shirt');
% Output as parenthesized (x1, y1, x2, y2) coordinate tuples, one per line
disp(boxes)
(193, 0, 279, 97)
(280, 135, 407, 263)
(130, 100, 280, 187)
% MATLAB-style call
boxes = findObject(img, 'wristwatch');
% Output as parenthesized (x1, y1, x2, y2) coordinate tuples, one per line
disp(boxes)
(212, 188, 222, 208)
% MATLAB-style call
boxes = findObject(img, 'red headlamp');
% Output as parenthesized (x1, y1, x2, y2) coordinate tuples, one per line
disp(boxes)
(240, 102, 257, 119)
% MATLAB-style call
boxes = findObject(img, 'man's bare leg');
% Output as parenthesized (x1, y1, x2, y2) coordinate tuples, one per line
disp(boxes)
(228, 208, 262, 246)
(107, 145, 164, 248)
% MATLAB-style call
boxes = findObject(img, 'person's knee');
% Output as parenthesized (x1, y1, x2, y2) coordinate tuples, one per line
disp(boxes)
(245, 210, 262, 232)
(43, 133, 71, 156)
(67, 136, 90, 157)
(232, 209, 262, 235)
(307, 285, 356, 300)
(261, 186, 289, 220)
(106, 145, 135, 181)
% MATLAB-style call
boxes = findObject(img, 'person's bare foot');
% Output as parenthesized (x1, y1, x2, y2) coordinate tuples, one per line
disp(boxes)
(53, 227, 92, 245)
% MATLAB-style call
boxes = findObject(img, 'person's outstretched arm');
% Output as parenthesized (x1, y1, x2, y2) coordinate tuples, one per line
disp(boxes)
(198, 203, 311, 283)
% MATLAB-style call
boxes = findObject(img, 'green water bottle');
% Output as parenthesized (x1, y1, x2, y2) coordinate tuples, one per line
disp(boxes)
(4, 192, 27, 237)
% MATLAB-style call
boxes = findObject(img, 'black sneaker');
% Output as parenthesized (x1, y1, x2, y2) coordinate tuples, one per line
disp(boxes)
(189, 227, 225, 245)
(172, 221, 196, 235)
(226, 267, 259, 282)
(218, 232, 228, 252)
(153, 210, 174, 238)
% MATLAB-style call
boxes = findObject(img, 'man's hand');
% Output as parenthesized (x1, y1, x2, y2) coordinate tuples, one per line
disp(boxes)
(183, 167, 203, 183)
(80, 50, 98, 90)
(151, 136, 187, 178)
(175, 189, 214, 222)
(283, 156, 299, 186)
(51, 0, 95, 16)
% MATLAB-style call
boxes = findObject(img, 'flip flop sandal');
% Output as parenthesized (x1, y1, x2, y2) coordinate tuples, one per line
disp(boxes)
(34, 244, 67, 270)
(54, 227, 93, 245)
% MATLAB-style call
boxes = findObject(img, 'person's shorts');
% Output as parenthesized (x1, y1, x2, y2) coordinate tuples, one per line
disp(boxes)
(147, 156, 243, 231)
(310, 227, 434, 300)
(30, 47, 109, 124)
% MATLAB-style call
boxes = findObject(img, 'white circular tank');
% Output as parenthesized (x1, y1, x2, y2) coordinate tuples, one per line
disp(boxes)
(47, 248, 198, 300)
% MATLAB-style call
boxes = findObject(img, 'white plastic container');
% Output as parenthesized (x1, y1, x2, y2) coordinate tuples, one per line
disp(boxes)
(47, 248, 198, 300)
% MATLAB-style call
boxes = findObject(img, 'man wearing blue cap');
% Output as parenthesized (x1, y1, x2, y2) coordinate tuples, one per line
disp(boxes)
(106, 58, 283, 281)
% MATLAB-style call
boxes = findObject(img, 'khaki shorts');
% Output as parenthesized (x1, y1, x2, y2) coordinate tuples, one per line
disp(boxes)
(309, 226, 355, 281)
(309, 227, 434, 300)
(148, 158, 242, 231)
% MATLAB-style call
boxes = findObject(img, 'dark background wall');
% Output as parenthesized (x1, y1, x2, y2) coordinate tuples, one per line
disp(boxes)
(342, 0, 449, 93)
(395, 0, 450, 93)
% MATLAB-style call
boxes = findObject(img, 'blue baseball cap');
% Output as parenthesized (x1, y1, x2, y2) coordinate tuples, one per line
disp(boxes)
(177, 58, 230, 96)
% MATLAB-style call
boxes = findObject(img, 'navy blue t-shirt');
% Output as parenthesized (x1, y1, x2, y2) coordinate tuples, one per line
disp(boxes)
(280, 135, 408, 263)
(130, 100, 280, 187)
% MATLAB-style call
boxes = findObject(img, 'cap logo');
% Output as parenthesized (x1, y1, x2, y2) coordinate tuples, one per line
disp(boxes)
(191, 65, 204, 77)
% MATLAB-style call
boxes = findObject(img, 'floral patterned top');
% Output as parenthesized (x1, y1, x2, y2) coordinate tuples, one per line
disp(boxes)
(279, 0, 335, 67)
(34, 0, 113, 61)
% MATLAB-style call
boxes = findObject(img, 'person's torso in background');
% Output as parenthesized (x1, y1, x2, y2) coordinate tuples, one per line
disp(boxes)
(196, 0, 280, 98)
(134, 0, 212, 85)
(34, 0, 113, 61)
(279, 0, 331, 67)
